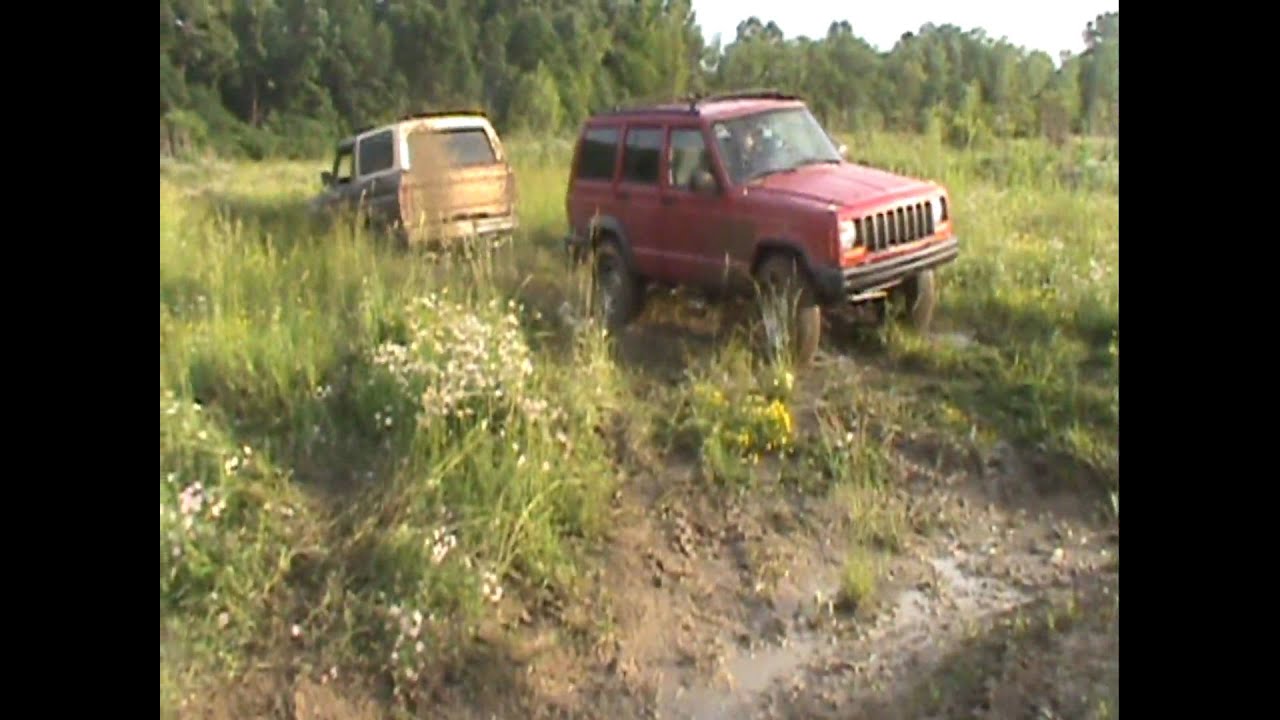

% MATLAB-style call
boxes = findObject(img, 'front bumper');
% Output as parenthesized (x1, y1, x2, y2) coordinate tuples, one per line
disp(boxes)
(814, 236, 959, 304)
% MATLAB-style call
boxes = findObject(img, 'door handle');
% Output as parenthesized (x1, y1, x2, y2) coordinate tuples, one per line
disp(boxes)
(660, 196, 676, 206)
(617, 191, 630, 201)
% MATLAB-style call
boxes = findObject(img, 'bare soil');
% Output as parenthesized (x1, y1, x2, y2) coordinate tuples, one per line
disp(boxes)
(177, 320, 1119, 720)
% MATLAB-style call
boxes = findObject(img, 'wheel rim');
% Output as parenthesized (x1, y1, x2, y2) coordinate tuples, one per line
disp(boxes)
(596, 259, 620, 320)
(759, 281, 794, 358)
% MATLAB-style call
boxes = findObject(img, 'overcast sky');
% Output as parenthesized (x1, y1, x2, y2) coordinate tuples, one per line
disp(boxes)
(691, 0, 1118, 59)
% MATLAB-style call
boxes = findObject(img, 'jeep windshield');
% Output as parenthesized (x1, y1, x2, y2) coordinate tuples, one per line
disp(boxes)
(713, 107, 843, 185)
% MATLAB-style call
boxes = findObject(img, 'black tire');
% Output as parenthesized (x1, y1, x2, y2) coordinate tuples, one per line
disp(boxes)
(754, 253, 822, 365)
(592, 238, 643, 331)
(898, 269, 938, 332)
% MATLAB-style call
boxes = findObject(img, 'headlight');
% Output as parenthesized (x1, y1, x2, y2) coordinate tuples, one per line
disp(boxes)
(931, 197, 947, 225)
(838, 219, 857, 250)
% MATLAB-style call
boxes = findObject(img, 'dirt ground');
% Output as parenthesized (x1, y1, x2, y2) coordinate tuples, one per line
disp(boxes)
(459, 336, 1120, 720)
(179, 314, 1119, 720)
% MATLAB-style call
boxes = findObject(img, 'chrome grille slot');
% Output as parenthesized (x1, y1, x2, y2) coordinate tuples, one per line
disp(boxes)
(855, 200, 940, 252)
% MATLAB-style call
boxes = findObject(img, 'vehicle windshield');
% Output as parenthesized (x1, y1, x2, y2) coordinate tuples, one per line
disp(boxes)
(712, 107, 842, 185)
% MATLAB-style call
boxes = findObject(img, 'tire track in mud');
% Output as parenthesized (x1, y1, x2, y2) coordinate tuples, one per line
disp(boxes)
(654, 543, 1040, 720)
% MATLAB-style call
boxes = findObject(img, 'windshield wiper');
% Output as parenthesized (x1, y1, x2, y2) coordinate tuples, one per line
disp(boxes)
(794, 157, 841, 167)
(744, 166, 797, 183)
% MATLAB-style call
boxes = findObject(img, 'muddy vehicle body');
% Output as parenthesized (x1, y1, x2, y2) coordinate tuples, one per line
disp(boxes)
(563, 91, 957, 362)
(311, 111, 517, 245)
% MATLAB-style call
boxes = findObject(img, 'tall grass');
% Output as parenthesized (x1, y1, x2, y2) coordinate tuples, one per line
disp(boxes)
(160, 149, 620, 710)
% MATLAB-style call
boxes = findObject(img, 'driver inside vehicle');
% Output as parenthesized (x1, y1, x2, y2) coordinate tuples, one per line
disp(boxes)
(736, 122, 785, 180)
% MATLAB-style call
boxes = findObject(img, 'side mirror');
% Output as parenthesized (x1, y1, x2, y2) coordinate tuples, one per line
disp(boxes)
(691, 169, 718, 195)
(321, 171, 334, 187)
(837, 144, 849, 160)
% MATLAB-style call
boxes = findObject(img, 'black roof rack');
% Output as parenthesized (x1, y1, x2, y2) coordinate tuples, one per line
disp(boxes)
(689, 89, 802, 108)
(590, 89, 802, 118)
(399, 108, 488, 121)
(594, 92, 699, 117)
(596, 105, 697, 117)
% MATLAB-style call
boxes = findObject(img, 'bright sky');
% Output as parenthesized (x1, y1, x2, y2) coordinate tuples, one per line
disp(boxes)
(691, 0, 1117, 59)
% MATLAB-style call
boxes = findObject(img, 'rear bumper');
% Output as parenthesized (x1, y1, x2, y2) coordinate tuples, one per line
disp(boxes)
(406, 214, 518, 244)
(814, 236, 959, 304)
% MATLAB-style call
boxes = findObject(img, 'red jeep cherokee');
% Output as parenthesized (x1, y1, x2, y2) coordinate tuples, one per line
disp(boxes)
(563, 91, 958, 362)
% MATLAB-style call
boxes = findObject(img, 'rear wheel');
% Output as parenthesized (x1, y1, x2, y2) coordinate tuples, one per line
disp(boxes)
(592, 238, 643, 331)
(755, 254, 822, 365)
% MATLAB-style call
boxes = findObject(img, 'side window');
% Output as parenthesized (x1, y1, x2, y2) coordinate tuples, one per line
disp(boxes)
(333, 148, 354, 184)
(357, 130, 395, 177)
(576, 127, 619, 181)
(668, 128, 711, 190)
(621, 127, 663, 185)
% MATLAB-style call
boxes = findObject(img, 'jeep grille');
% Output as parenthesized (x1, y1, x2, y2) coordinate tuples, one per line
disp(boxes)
(858, 202, 934, 251)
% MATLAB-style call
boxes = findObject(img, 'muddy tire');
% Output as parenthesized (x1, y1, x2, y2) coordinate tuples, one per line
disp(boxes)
(898, 269, 938, 332)
(755, 253, 822, 365)
(592, 238, 643, 331)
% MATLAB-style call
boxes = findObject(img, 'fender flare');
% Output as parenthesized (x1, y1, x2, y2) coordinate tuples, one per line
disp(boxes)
(750, 239, 822, 279)
(751, 239, 844, 305)
(582, 214, 638, 269)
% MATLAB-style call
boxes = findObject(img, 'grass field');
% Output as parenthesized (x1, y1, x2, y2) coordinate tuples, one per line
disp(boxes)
(160, 131, 1118, 719)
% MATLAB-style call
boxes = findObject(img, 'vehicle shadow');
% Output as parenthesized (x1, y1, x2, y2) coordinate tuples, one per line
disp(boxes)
(823, 293, 1118, 516)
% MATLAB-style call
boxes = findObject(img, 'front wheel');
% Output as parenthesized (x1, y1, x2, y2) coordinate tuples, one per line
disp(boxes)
(755, 254, 822, 366)
(897, 269, 938, 332)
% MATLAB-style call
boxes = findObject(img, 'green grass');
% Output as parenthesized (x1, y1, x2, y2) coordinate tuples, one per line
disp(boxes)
(839, 131, 1119, 488)
(159, 129, 1118, 713)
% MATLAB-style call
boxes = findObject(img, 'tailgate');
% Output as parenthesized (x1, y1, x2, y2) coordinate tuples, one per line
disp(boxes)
(400, 127, 515, 228)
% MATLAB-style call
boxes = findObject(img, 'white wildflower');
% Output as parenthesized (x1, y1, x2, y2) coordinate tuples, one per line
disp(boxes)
(178, 483, 205, 517)
(481, 571, 503, 604)
(430, 528, 457, 565)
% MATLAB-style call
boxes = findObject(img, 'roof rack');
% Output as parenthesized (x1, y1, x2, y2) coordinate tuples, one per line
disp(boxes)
(595, 92, 699, 117)
(590, 89, 802, 118)
(399, 108, 488, 121)
(688, 89, 802, 108)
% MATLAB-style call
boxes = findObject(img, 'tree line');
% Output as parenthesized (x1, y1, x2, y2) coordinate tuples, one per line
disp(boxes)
(159, 0, 1118, 158)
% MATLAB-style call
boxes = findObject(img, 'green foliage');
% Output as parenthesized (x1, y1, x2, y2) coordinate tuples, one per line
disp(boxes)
(160, 3, 1118, 156)
(506, 63, 565, 134)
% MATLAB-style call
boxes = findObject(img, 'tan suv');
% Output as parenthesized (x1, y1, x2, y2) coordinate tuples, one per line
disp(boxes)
(310, 110, 518, 245)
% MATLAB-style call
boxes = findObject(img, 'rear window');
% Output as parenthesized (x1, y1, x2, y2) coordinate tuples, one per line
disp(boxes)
(576, 127, 619, 181)
(439, 128, 498, 166)
(407, 127, 498, 170)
